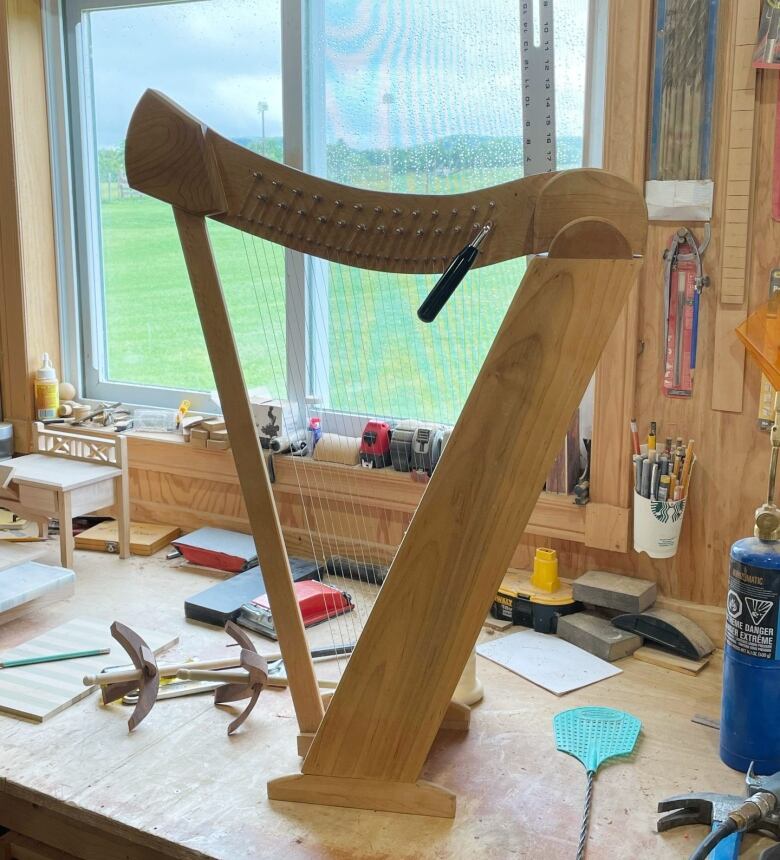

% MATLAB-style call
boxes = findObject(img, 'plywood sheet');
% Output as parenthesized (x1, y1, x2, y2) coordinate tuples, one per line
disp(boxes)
(0, 618, 177, 722)
(75, 520, 180, 556)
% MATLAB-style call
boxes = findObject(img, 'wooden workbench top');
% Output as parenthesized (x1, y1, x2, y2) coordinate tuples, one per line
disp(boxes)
(0, 545, 765, 858)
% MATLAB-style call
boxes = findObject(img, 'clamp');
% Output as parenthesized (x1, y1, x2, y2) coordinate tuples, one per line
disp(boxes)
(662, 224, 711, 391)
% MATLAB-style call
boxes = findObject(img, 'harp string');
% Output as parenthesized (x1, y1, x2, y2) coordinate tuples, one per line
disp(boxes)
(246, 230, 384, 656)
(239, 230, 347, 661)
(229, 176, 519, 671)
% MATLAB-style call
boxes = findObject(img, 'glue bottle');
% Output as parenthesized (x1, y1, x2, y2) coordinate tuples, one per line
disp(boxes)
(34, 353, 59, 420)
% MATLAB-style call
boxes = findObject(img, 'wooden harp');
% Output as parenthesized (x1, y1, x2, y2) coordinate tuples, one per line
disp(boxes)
(125, 89, 646, 818)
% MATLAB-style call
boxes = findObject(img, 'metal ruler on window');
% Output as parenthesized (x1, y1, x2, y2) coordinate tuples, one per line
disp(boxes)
(520, 0, 556, 175)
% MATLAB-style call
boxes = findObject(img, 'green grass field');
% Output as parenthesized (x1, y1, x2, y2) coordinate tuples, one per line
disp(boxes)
(101, 187, 526, 423)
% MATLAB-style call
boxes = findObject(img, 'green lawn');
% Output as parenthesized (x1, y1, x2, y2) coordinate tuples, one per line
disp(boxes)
(100, 185, 526, 423)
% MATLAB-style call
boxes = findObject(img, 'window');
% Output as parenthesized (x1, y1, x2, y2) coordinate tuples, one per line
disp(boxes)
(51, 0, 602, 420)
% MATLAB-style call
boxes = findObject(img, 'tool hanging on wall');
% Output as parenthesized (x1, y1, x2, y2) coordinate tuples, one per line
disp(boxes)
(758, 270, 780, 429)
(649, 0, 719, 182)
(754, 0, 780, 68)
(662, 225, 711, 397)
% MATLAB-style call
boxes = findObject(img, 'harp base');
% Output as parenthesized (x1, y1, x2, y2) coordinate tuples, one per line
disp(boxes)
(267, 773, 456, 818)
(296, 698, 471, 756)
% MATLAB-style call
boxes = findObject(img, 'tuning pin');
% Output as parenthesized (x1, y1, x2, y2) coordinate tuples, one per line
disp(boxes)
(353, 203, 363, 211)
(297, 209, 307, 216)
(317, 216, 328, 223)
(431, 209, 439, 217)
(374, 206, 383, 213)
(416, 229, 425, 237)
(395, 227, 404, 235)
(412, 209, 421, 217)
(392, 208, 402, 216)
(489, 200, 496, 208)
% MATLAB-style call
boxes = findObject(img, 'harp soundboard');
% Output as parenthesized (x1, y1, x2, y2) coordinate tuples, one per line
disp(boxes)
(125, 89, 646, 818)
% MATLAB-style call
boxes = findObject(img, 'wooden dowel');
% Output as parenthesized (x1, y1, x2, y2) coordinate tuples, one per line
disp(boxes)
(83, 655, 246, 687)
(177, 668, 339, 690)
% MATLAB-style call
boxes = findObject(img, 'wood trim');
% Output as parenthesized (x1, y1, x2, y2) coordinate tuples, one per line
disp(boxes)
(123, 434, 635, 555)
(710, 0, 760, 413)
(0, 1, 61, 451)
(590, 1, 652, 510)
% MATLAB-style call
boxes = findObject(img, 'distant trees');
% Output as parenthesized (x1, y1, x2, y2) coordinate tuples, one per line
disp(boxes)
(96, 133, 583, 201)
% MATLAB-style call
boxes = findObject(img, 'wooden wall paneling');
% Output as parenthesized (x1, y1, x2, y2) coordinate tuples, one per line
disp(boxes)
(711, 0, 760, 413)
(588, 1, 652, 536)
(0, 1, 61, 450)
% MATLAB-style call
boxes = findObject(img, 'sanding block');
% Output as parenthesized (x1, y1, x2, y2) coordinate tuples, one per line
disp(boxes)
(572, 570, 657, 613)
(611, 607, 714, 660)
(556, 612, 643, 662)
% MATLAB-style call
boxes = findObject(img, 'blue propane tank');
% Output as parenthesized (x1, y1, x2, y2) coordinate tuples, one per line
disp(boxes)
(721, 536, 780, 773)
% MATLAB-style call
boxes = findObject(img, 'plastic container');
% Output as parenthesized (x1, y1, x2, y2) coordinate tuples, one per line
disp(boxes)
(721, 537, 780, 773)
(633, 490, 687, 558)
(33, 353, 59, 420)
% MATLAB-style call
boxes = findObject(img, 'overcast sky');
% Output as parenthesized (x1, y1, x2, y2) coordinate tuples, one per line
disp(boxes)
(88, 0, 589, 151)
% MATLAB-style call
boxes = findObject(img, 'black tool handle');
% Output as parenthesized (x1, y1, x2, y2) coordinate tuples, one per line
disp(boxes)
(417, 245, 479, 323)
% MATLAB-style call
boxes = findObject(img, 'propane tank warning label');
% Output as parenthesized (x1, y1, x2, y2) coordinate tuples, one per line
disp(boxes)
(726, 561, 780, 659)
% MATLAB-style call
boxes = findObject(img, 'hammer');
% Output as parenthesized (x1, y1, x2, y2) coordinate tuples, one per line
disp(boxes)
(658, 780, 780, 859)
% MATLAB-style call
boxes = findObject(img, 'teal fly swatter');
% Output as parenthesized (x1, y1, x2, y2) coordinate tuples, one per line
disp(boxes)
(553, 707, 641, 860)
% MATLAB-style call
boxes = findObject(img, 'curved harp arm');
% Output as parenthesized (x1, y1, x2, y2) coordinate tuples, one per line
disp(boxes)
(125, 88, 647, 276)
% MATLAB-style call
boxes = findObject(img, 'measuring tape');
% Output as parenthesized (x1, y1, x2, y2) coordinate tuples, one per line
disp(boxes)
(520, 0, 556, 175)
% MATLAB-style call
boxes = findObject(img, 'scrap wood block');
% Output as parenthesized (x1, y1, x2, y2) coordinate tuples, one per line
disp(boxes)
(209, 428, 229, 442)
(206, 438, 230, 451)
(202, 417, 226, 433)
(556, 612, 642, 662)
(190, 428, 209, 440)
(190, 433, 207, 448)
(632, 645, 711, 676)
(572, 570, 656, 613)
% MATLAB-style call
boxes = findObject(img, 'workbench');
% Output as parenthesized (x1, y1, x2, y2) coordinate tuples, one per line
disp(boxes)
(0, 546, 766, 858)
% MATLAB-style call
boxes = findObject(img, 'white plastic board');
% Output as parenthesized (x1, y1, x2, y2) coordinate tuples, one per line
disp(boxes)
(477, 630, 621, 695)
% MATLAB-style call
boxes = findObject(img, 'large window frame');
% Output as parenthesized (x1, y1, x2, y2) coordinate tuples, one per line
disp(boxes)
(46, 0, 607, 426)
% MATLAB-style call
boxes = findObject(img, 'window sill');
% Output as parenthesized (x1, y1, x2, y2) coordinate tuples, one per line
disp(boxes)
(125, 432, 630, 552)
